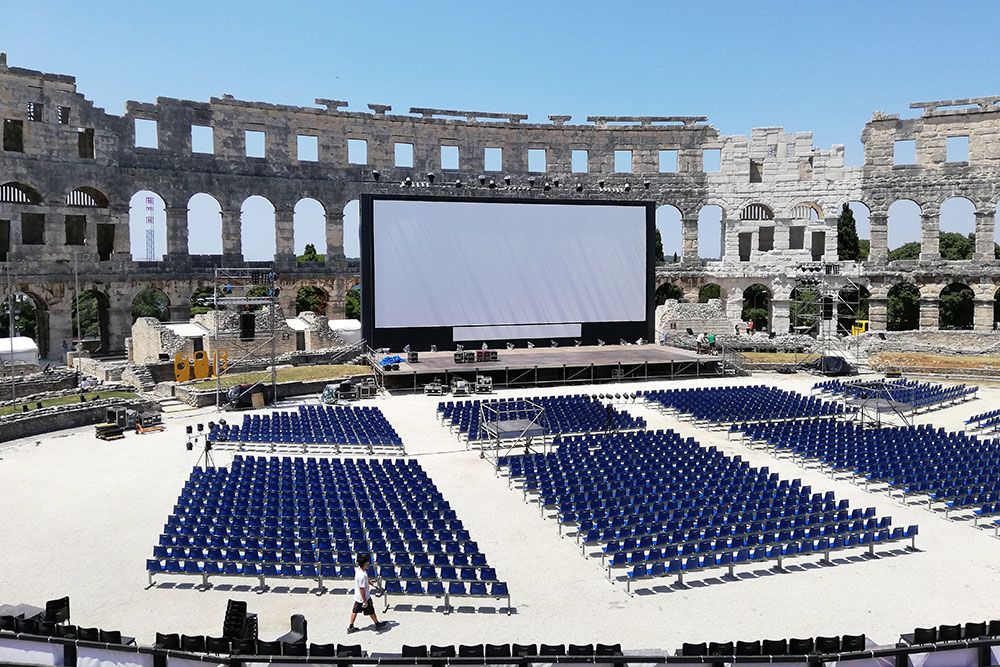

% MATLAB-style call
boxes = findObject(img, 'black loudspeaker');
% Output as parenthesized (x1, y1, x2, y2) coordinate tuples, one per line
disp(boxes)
(407, 352, 419, 363)
(239, 312, 255, 341)
(464, 351, 475, 363)
(454, 352, 464, 364)
(390, 364, 399, 371)
(490, 350, 498, 361)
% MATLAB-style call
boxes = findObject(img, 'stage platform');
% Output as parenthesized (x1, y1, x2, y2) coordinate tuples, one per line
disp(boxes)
(371, 344, 725, 392)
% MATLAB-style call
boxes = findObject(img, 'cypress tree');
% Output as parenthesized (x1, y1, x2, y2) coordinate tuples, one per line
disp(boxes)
(837, 203, 861, 261)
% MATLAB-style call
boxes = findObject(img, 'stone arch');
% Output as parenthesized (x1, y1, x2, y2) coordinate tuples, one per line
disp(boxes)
(846, 200, 872, 249)
(887, 199, 922, 257)
(939, 282, 974, 330)
(789, 202, 821, 220)
(741, 283, 771, 332)
(130, 287, 170, 323)
(187, 193, 223, 256)
(0, 182, 43, 204)
(294, 198, 327, 262)
(66, 186, 110, 208)
(887, 283, 920, 331)
(654, 282, 683, 306)
(739, 203, 774, 220)
(698, 283, 721, 303)
(697, 204, 723, 260)
(343, 199, 360, 259)
(939, 196, 976, 260)
(0, 289, 47, 357)
(241, 195, 276, 261)
(128, 190, 167, 261)
(72, 288, 111, 352)
(655, 204, 682, 263)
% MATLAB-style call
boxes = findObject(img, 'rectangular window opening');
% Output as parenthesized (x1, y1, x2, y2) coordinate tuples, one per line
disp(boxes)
(893, 140, 916, 165)
(245, 130, 266, 158)
(811, 231, 826, 261)
(27, 102, 43, 122)
(65, 215, 87, 246)
(528, 148, 546, 173)
(21, 213, 45, 245)
(3, 119, 24, 152)
(749, 159, 763, 183)
(484, 147, 502, 172)
(758, 226, 774, 251)
(946, 136, 969, 162)
(134, 118, 158, 149)
(191, 125, 214, 154)
(96, 223, 115, 261)
(394, 142, 414, 168)
(297, 134, 319, 162)
(77, 128, 95, 159)
(614, 150, 633, 173)
(0, 220, 9, 261)
(658, 149, 677, 173)
(571, 149, 588, 173)
(347, 138, 368, 165)
(440, 145, 459, 170)
(702, 148, 721, 172)
(738, 231, 752, 262)
(57, 106, 70, 125)
(789, 226, 805, 250)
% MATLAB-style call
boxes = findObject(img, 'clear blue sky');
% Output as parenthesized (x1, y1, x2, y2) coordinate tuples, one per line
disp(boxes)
(4, 0, 1000, 258)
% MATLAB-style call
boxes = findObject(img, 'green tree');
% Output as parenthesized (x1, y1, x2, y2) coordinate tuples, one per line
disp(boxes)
(887, 284, 920, 330)
(939, 232, 975, 260)
(741, 284, 770, 331)
(131, 288, 169, 323)
(189, 286, 222, 315)
(655, 283, 683, 306)
(298, 243, 325, 263)
(939, 283, 974, 329)
(888, 242, 921, 261)
(698, 284, 720, 303)
(0, 297, 37, 340)
(345, 286, 360, 320)
(245, 286, 269, 311)
(672, 251, 679, 263)
(858, 239, 870, 259)
(654, 229, 664, 262)
(837, 203, 861, 261)
(295, 286, 327, 315)
(72, 291, 100, 338)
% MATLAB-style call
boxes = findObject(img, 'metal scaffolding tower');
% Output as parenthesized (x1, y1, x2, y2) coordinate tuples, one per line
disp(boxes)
(791, 262, 868, 372)
(144, 195, 155, 261)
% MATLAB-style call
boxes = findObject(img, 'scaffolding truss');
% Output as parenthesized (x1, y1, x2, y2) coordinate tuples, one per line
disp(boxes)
(475, 399, 548, 468)
(840, 379, 913, 428)
(790, 262, 868, 373)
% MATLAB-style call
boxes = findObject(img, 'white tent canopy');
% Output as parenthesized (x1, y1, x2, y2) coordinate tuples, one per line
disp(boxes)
(329, 319, 362, 344)
(0, 337, 39, 365)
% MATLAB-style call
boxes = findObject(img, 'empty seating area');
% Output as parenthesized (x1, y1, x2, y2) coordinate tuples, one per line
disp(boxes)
(901, 620, 1000, 645)
(737, 419, 1000, 524)
(679, 633, 868, 656)
(500, 430, 913, 592)
(207, 405, 403, 454)
(966, 407, 1000, 432)
(147, 455, 509, 613)
(401, 643, 622, 658)
(814, 378, 977, 413)
(437, 394, 645, 442)
(641, 385, 846, 425)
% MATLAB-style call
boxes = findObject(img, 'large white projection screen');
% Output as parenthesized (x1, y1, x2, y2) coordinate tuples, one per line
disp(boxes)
(373, 200, 647, 329)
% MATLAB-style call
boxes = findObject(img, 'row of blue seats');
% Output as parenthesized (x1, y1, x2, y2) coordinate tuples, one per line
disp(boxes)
(814, 378, 977, 412)
(640, 386, 846, 423)
(154, 545, 490, 567)
(208, 406, 402, 446)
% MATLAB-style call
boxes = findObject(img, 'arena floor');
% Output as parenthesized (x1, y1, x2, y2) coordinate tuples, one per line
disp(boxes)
(2, 372, 998, 652)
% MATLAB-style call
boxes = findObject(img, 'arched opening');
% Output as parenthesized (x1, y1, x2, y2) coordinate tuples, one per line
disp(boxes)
(295, 286, 328, 315)
(698, 283, 721, 303)
(837, 285, 870, 335)
(72, 289, 110, 352)
(887, 200, 922, 259)
(939, 282, 974, 330)
(846, 201, 871, 259)
(131, 288, 170, 323)
(655, 205, 682, 263)
(939, 197, 976, 260)
(697, 205, 722, 260)
(790, 284, 820, 335)
(294, 198, 327, 262)
(655, 283, 683, 306)
(790, 203, 821, 221)
(67, 186, 110, 208)
(128, 191, 167, 261)
(887, 283, 920, 331)
(741, 284, 771, 332)
(0, 182, 43, 204)
(187, 193, 223, 256)
(241, 195, 276, 261)
(343, 200, 360, 259)
(345, 284, 360, 320)
(740, 204, 774, 221)
(1, 290, 48, 358)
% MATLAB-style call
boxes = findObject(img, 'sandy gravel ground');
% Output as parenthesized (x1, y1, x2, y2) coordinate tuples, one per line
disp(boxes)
(2, 372, 998, 652)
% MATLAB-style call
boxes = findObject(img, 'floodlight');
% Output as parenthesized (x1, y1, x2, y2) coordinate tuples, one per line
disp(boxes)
(372, 170, 380, 181)
(427, 172, 435, 183)
(575, 183, 583, 192)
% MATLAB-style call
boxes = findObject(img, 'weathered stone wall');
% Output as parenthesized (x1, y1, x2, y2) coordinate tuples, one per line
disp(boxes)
(2, 54, 999, 356)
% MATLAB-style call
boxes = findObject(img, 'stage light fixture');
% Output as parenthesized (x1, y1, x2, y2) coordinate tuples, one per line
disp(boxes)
(208, 421, 216, 431)
(197, 423, 204, 432)
(528, 176, 535, 187)
(372, 170, 380, 181)
(488, 179, 496, 188)
(430, 345, 438, 352)
(455, 179, 462, 188)
(478, 175, 486, 185)
(543, 182, 551, 191)
(597, 339, 606, 346)
(624, 183, 631, 191)
(574, 340, 582, 347)
(615, 393, 621, 399)
(506, 342, 514, 350)
(598, 180, 605, 189)
(219, 419, 226, 427)
(427, 172, 435, 183)
(456, 344, 464, 352)
(575, 183, 583, 192)
(527, 341, 535, 349)
(644, 180, 651, 189)
(403, 176, 413, 187)
(503, 175, 511, 186)
(186, 441, 193, 451)
(553, 178, 559, 187)
(186, 425, 193, 435)
(550, 340, 558, 347)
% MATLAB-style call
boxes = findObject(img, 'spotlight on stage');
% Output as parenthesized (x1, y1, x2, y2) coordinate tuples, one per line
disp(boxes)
(575, 183, 583, 192)
(597, 339, 606, 346)
(455, 179, 462, 188)
(186, 425, 193, 435)
(574, 340, 582, 347)
(553, 178, 560, 187)
(615, 393, 621, 400)
(528, 176, 535, 187)
(620, 338, 628, 346)
(197, 423, 204, 432)
(550, 340, 558, 348)
(543, 182, 551, 191)
(186, 441, 193, 451)
(481, 342, 488, 350)
(644, 180, 651, 189)
(427, 172, 435, 183)
(372, 170, 380, 181)
(636, 338, 645, 345)
(504, 175, 511, 186)
(456, 344, 464, 352)
(430, 345, 437, 352)
(488, 179, 496, 188)
(404, 176, 413, 187)
(506, 342, 514, 350)
(478, 175, 486, 185)
(527, 341, 535, 349)
(598, 180, 605, 189)
(624, 183, 631, 192)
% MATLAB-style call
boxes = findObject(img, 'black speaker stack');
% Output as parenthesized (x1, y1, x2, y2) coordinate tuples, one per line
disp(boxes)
(239, 312, 255, 341)
(454, 349, 498, 364)
(407, 351, 419, 363)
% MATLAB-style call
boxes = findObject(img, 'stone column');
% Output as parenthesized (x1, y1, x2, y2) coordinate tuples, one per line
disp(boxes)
(974, 295, 996, 332)
(49, 302, 74, 361)
(274, 209, 295, 265)
(221, 210, 242, 262)
(773, 219, 790, 251)
(920, 209, 940, 260)
(975, 210, 996, 261)
(824, 219, 839, 261)
(722, 220, 739, 262)
(919, 295, 939, 331)
(868, 296, 888, 331)
(680, 216, 699, 263)
(110, 205, 130, 257)
(325, 207, 346, 268)
(165, 206, 189, 258)
(725, 285, 744, 323)
(869, 212, 888, 263)
(169, 304, 191, 322)
(771, 298, 791, 334)
(107, 305, 131, 352)
(748, 229, 759, 263)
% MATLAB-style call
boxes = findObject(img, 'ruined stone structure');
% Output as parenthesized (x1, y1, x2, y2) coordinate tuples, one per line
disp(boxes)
(2, 53, 999, 358)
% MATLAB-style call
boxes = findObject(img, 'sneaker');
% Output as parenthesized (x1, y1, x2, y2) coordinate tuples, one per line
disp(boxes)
(347, 625, 359, 634)
(375, 621, 388, 631)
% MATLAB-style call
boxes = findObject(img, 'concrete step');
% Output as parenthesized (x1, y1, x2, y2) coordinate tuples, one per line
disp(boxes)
(158, 397, 194, 413)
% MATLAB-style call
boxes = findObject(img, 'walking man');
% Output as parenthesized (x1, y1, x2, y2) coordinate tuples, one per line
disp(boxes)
(696, 331, 706, 354)
(348, 554, 387, 634)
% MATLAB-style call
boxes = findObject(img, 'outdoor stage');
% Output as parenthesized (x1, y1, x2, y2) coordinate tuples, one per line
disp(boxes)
(371, 344, 726, 392)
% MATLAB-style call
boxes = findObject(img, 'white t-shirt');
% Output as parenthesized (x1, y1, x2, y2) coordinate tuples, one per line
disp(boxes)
(354, 567, 370, 603)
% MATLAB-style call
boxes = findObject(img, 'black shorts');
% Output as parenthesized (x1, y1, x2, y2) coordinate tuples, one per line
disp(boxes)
(352, 598, 374, 615)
